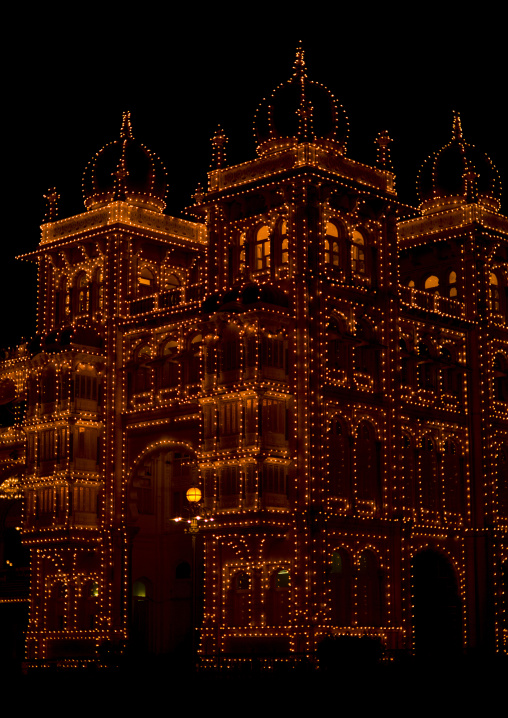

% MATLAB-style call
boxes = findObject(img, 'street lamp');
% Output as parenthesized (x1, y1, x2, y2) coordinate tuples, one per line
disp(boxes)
(173, 486, 213, 666)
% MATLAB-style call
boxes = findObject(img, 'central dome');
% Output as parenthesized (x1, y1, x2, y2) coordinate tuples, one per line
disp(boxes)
(254, 47, 349, 156)
(82, 112, 168, 212)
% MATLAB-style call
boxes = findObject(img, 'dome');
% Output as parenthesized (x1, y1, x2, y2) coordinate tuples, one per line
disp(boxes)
(417, 113, 501, 213)
(82, 112, 167, 212)
(254, 47, 348, 157)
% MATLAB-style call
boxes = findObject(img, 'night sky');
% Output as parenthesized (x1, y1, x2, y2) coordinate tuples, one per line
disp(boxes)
(4, 10, 506, 349)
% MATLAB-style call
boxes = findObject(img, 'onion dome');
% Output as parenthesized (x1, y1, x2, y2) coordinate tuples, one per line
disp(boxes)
(254, 45, 348, 157)
(417, 112, 501, 214)
(82, 112, 167, 212)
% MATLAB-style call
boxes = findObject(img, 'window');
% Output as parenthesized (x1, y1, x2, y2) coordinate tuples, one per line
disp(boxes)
(138, 266, 155, 296)
(324, 222, 341, 267)
(424, 275, 440, 293)
(448, 270, 458, 298)
(351, 230, 366, 276)
(255, 225, 270, 271)
(280, 221, 289, 266)
(75, 272, 90, 315)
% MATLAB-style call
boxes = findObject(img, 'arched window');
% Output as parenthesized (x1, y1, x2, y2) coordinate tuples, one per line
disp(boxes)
(490, 273, 501, 315)
(159, 339, 179, 389)
(419, 436, 440, 512)
(132, 344, 152, 394)
(351, 230, 366, 277)
(355, 421, 381, 505)
(164, 273, 181, 290)
(424, 275, 440, 293)
(440, 346, 462, 397)
(357, 550, 383, 627)
(280, 221, 289, 267)
(75, 272, 90, 315)
(92, 267, 104, 313)
(448, 270, 458, 298)
(324, 221, 341, 267)
(329, 419, 351, 499)
(255, 225, 270, 271)
(138, 266, 155, 296)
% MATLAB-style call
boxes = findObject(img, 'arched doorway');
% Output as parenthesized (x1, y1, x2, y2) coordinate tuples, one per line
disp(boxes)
(128, 446, 201, 657)
(411, 550, 463, 657)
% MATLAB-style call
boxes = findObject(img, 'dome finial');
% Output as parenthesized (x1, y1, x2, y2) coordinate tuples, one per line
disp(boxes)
(293, 40, 306, 76)
(452, 111, 463, 140)
(120, 111, 134, 140)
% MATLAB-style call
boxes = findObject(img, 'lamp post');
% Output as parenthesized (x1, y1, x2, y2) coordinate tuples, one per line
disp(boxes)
(173, 486, 213, 667)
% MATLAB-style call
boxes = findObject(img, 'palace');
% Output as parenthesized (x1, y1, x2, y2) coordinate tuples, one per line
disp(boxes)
(0, 50, 507, 668)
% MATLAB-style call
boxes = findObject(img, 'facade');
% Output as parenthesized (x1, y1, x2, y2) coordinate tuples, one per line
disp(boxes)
(0, 51, 507, 668)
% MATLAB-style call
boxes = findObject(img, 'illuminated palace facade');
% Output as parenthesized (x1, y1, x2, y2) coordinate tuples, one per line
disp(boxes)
(0, 52, 507, 667)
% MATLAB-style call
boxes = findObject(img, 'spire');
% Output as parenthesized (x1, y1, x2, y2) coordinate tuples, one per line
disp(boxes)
(452, 110, 463, 141)
(210, 125, 228, 169)
(375, 130, 393, 170)
(43, 187, 60, 222)
(120, 110, 134, 140)
(293, 41, 313, 142)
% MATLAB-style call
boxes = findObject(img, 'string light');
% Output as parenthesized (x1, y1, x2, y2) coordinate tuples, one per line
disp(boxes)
(0, 48, 506, 670)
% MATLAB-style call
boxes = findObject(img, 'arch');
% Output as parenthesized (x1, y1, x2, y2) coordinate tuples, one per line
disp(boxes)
(357, 549, 383, 626)
(328, 417, 351, 499)
(227, 571, 251, 626)
(266, 568, 290, 626)
(354, 420, 381, 506)
(411, 550, 463, 657)
(329, 549, 352, 626)
(418, 435, 440, 512)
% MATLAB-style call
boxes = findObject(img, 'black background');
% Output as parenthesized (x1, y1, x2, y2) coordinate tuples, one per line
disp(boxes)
(3, 9, 505, 348)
